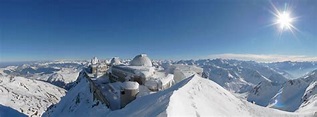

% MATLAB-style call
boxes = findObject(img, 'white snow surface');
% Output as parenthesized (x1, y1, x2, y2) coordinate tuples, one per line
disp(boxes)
(0, 76, 66, 117)
(43, 76, 110, 117)
(298, 81, 317, 113)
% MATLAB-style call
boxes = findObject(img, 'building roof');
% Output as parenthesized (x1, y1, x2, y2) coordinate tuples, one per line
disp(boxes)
(112, 65, 155, 78)
(130, 54, 153, 67)
(122, 81, 139, 90)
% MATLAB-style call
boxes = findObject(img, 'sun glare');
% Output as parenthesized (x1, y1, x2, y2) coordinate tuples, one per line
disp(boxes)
(276, 11, 293, 30)
(270, 2, 299, 36)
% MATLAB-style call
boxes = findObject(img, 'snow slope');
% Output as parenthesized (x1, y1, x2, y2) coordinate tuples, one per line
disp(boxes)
(268, 79, 309, 112)
(164, 75, 308, 117)
(43, 73, 110, 117)
(296, 70, 317, 113)
(298, 81, 317, 113)
(0, 76, 66, 117)
(247, 81, 282, 106)
(44, 73, 314, 117)
(262, 70, 317, 112)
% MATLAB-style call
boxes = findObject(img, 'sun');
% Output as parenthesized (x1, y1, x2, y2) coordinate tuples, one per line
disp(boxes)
(269, 2, 299, 36)
(276, 11, 293, 30)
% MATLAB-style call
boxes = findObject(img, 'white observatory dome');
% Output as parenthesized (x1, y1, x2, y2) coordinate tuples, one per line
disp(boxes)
(110, 57, 121, 66)
(130, 54, 152, 67)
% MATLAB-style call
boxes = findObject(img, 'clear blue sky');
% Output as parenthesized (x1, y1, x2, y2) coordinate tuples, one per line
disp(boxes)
(0, 0, 316, 62)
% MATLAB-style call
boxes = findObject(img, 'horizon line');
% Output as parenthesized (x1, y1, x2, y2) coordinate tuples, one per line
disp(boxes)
(1, 53, 317, 63)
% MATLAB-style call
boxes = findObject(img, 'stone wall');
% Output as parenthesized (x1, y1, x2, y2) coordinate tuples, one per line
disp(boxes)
(83, 71, 111, 109)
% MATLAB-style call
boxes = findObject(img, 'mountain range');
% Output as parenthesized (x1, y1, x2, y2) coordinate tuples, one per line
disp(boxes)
(1, 59, 317, 116)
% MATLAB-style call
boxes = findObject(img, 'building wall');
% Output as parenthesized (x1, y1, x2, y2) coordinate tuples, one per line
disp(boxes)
(110, 67, 146, 83)
(120, 88, 139, 108)
(131, 75, 146, 85)
(91, 66, 97, 74)
(84, 69, 141, 110)
(111, 69, 127, 82)
(83, 71, 111, 109)
(160, 80, 174, 90)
